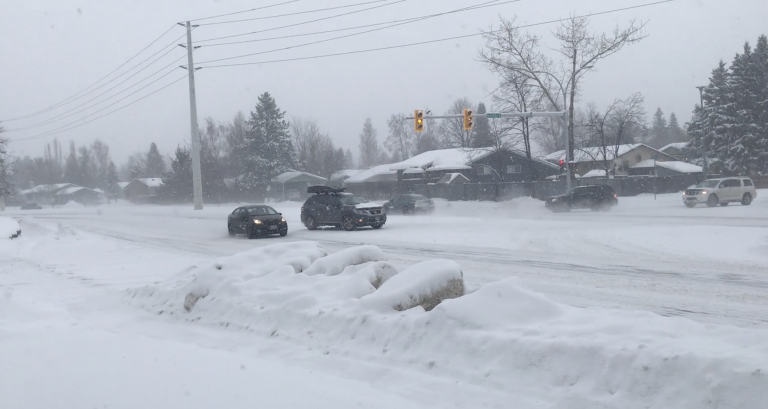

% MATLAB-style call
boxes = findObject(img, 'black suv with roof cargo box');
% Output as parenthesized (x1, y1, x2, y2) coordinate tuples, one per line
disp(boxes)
(300, 186, 386, 231)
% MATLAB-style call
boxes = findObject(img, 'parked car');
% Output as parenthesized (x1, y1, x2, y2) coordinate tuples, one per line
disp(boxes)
(545, 185, 618, 212)
(20, 203, 42, 210)
(285, 189, 301, 201)
(682, 177, 756, 208)
(383, 193, 435, 214)
(301, 186, 386, 231)
(227, 205, 288, 239)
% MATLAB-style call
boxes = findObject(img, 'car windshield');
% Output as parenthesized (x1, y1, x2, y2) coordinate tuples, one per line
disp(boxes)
(339, 195, 368, 206)
(246, 207, 277, 216)
(696, 180, 720, 188)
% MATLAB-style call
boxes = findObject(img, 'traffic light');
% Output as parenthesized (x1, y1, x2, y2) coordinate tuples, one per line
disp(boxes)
(559, 159, 565, 171)
(413, 110, 424, 132)
(462, 108, 474, 130)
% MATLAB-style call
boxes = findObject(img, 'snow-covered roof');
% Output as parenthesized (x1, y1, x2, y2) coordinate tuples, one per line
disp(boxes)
(660, 142, 689, 152)
(116, 182, 130, 189)
(133, 178, 164, 187)
(543, 144, 667, 163)
(20, 183, 75, 195)
(345, 164, 398, 184)
(632, 160, 702, 174)
(389, 148, 495, 172)
(92, 188, 105, 194)
(330, 169, 363, 181)
(271, 171, 327, 184)
(436, 173, 470, 184)
(581, 169, 609, 178)
(403, 168, 425, 174)
(55, 186, 87, 196)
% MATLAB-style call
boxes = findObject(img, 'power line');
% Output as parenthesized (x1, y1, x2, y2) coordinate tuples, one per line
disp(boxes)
(187, 0, 301, 22)
(8, 51, 187, 132)
(195, 0, 407, 44)
(12, 74, 188, 142)
(202, 0, 515, 48)
(199, 0, 674, 69)
(196, 0, 510, 65)
(0, 25, 179, 122)
(198, 0, 392, 26)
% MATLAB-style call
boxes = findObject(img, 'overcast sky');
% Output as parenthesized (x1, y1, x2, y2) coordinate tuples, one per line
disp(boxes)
(1, 0, 765, 166)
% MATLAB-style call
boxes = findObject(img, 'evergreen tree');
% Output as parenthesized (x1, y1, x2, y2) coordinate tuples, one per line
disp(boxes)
(667, 113, 686, 143)
(77, 146, 95, 188)
(0, 132, 13, 199)
(472, 102, 493, 148)
(650, 108, 667, 147)
(145, 142, 165, 178)
(240, 92, 295, 188)
(158, 146, 193, 203)
(106, 161, 119, 190)
(358, 118, 382, 168)
(344, 149, 355, 169)
(64, 141, 80, 184)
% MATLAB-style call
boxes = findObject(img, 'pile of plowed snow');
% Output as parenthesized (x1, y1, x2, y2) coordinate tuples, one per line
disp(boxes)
(125, 241, 768, 409)
(1, 217, 21, 239)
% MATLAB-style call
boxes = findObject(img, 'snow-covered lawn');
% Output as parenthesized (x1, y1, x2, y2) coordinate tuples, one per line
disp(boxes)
(3, 222, 768, 409)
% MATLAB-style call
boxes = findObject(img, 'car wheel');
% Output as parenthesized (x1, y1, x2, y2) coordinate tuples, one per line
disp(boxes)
(227, 224, 235, 237)
(706, 194, 719, 207)
(246, 226, 258, 240)
(372, 223, 383, 229)
(402, 205, 410, 215)
(590, 204, 600, 212)
(342, 216, 356, 231)
(742, 193, 752, 206)
(600, 204, 612, 212)
(279, 230, 288, 237)
(719, 202, 729, 207)
(685, 202, 696, 208)
(305, 216, 318, 230)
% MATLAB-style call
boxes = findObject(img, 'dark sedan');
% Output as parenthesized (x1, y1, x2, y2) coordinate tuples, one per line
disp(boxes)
(383, 193, 434, 214)
(227, 205, 288, 239)
(545, 185, 618, 212)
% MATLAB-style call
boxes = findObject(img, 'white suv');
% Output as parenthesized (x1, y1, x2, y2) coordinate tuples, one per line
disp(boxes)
(683, 177, 757, 208)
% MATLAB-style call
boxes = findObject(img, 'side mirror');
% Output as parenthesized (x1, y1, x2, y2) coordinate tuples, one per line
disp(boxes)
(278, 212, 282, 215)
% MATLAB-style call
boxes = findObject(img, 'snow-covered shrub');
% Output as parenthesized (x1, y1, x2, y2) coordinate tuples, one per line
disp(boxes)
(302, 245, 386, 276)
(362, 260, 464, 311)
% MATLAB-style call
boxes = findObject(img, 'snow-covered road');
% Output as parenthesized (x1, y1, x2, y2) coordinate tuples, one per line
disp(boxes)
(8, 191, 768, 328)
(2, 191, 768, 408)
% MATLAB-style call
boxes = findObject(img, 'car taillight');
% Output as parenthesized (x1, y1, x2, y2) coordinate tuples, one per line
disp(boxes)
(613, 193, 617, 198)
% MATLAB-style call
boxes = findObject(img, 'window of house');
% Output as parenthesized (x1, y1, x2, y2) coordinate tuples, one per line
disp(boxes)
(506, 165, 522, 174)
(635, 154, 642, 162)
(476, 165, 492, 175)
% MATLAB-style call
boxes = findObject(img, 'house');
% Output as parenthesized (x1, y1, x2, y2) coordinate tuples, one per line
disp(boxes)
(330, 169, 363, 187)
(20, 183, 77, 205)
(629, 160, 703, 177)
(436, 173, 470, 185)
(271, 171, 327, 200)
(124, 178, 163, 203)
(659, 142, 690, 158)
(54, 186, 103, 206)
(389, 147, 559, 184)
(544, 144, 676, 176)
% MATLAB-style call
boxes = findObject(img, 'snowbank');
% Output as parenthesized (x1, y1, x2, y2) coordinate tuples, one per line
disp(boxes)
(1, 217, 21, 239)
(125, 242, 768, 409)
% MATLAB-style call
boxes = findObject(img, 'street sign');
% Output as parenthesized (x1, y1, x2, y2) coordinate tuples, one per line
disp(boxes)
(486, 113, 502, 118)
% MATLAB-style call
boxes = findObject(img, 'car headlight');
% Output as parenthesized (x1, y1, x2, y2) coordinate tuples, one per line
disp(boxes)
(701, 190, 707, 194)
(281, 218, 286, 222)
(253, 219, 262, 224)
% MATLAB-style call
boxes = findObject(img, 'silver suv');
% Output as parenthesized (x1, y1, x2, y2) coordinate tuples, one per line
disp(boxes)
(683, 177, 757, 208)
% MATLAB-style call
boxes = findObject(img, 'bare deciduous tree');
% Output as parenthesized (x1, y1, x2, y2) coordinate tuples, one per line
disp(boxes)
(439, 97, 475, 148)
(582, 93, 646, 176)
(358, 118, 383, 169)
(480, 14, 646, 162)
(385, 114, 414, 162)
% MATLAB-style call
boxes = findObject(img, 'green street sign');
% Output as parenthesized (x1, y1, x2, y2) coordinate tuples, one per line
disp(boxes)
(486, 113, 502, 118)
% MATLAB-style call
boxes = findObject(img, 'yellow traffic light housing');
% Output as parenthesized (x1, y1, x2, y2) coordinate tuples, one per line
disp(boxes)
(463, 108, 474, 130)
(413, 110, 424, 132)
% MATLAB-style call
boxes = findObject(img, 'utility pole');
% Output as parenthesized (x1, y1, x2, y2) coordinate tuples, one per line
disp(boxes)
(179, 21, 204, 210)
(696, 86, 709, 177)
